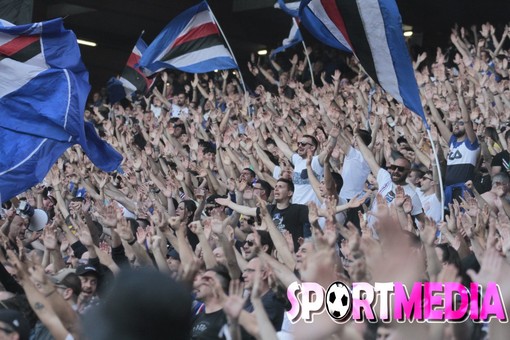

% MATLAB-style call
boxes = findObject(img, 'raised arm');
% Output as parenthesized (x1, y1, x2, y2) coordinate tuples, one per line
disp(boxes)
(270, 130, 294, 161)
(317, 126, 339, 166)
(306, 152, 324, 204)
(215, 197, 257, 217)
(355, 134, 381, 176)
(457, 91, 477, 144)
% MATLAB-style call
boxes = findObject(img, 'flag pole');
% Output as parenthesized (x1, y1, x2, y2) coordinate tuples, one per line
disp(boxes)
(426, 128, 445, 221)
(294, 17, 315, 87)
(205, 1, 248, 98)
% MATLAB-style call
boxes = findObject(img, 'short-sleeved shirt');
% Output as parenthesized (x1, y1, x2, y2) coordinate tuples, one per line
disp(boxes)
(417, 190, 442, 223)
(243, 290, 285, 339)
(291, 154, 324, 205)
(491, 150, 510, 174)
(373, 168, 423, 216)
(445, 136, 480, 185)
(257, 203, 310, 251)
(191, 309, 228, 340)
(340, 147, 371, 200)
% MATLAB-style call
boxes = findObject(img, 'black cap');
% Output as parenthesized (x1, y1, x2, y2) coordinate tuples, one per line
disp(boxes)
(0, 310, 30, 340)
(76, 265, 99, 277)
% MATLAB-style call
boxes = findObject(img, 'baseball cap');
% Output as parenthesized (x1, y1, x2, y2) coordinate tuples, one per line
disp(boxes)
(166, 249, 180, 261)
(50, 268, 81, 297)
(76, 265, 99, 277)
(0, 310, 30, 340)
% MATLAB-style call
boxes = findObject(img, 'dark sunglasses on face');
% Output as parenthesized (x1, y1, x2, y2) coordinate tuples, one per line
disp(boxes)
(389, 165, 408, 172)
(244, 240, 254, 247)
(297, 141, 313, 147)
(454, 121, 465, 126)
(421, 176, 433, 181)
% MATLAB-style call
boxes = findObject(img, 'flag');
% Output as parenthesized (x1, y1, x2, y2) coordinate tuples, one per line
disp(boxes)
(0, 18, 123, 203)
(139, 0, 238, 75)
(270, 18, 303, 58)
(120, 37, 152, 96)
(275, 0, 300, 17)
(298, 0, 427, 124)
(108, 37, 153, 103)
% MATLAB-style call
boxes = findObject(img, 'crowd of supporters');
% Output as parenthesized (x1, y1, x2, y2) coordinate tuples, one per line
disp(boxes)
(0, 23, 509, 340)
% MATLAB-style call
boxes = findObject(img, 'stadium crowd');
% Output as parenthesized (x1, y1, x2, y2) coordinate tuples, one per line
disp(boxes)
(0, 23, 509, 340)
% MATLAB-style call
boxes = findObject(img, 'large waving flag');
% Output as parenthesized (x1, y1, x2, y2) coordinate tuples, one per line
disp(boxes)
(0, 18, 123, 203)
(139, 0, 238, 75)
(298, 0, 427, 124)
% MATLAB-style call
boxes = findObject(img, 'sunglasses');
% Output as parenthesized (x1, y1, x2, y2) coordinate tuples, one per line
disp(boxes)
(421, 176, 433, 181)
(454, 121, 465, 126)
(389, 165, 408, 172)
(297, 141, 313, 147)
(244, 240, 254, 247)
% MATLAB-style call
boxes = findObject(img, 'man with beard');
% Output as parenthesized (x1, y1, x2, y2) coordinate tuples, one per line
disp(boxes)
(355, 134, 425, 225)
(432, 105, 479, 205)
(443, 117, 480, 204)
(76, 265, 100, 314)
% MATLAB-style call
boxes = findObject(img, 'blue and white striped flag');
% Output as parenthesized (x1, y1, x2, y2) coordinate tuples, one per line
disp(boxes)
(296, 0, 427, 125)
(139, 1, 238, 75)
(0, 18, 122, 203)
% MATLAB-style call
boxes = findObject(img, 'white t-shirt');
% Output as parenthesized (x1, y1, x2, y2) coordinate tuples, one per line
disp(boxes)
(291, 154, 324, 205)
(372, 168, 423, 217)
(417, 190, 442, 223)
(171, 104, 189, 118)
(340, 147, 371, 200)
(150, 104, 162, 118)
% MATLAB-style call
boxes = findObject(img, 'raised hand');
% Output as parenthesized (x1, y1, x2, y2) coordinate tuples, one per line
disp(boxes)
(308, 202, 320, 226)
(223, 280, 247, 320)
(77, 225, 94, 248)
(116, 217, 135, 241)
(168, 216, 181, 230)
(136, 227, 148, 245)
(42, 226, 59, 251)
(394, 185, 405, 208)
(419, 217, 437, 246)
(188, 221, 204, 235)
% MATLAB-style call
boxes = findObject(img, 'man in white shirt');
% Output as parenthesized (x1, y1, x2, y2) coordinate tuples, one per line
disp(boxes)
(270, 129, 339, 205)
(355, 133, 426, 227)
(417, 171, 442, 223)
(336, 128, 372, 225)
(171, 92, 189, 118)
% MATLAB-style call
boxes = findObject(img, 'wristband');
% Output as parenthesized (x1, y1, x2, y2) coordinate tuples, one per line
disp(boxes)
(127, 238, 137, 246)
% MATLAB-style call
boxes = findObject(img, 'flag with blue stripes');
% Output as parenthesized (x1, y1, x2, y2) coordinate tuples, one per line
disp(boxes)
(297, 0, 427, 124)
(139, 1, 238, 75)
(0, 18, 122, 203)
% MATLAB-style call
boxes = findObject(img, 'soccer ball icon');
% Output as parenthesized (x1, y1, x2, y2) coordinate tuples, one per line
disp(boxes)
(326, 281, 352, 322)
